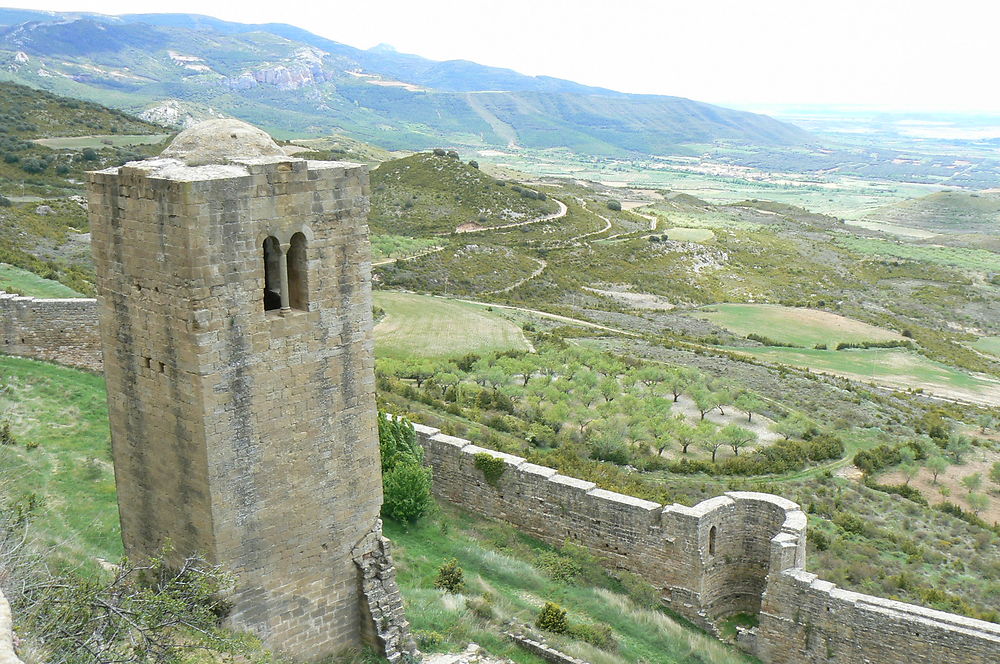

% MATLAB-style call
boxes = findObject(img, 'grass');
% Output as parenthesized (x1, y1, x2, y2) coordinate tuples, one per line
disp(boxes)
(695, 304, 904, 348)
(972, 337, 1000, 359)
(835, 235, 1000, 272)
(371, 234, 440, 261)
(385, 507, 756, 664)
(0, 262, 83, 297)
(0, 355, 119, 574)
(662, 227, 715, 242)
(727, 346, 1000, 405)
(374, 291, 530, 359)
(32, 134, 170, 149)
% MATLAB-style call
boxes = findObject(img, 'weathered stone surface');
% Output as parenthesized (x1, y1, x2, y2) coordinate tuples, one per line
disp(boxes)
(160, 118, 287, 165)
(0, 291, 101, 371)
(88, 121, 387, 662)
(0, 589, 24, 664)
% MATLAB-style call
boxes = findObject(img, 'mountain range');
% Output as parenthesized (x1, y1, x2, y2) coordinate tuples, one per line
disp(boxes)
(0, 8, 814, 154)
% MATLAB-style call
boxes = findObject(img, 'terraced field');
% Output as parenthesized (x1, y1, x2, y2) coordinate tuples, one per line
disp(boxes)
(374, 291, 530, 359)
(694, 304, 905, 348)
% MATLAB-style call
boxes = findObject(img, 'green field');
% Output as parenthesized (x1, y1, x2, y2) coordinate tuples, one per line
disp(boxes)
(374, 291, 530, 359)
(0, 355, 119, 573)
(695, 304, 903, 348)
(662, 227, 715, 242)
(371, 234, 440, 261)
(972, 336, 1000, 359)
(32, 134, 170, 149)
(835, 236, 1000, 272)
(729, 346, 1000, 406)
(0, 263, 83, 298)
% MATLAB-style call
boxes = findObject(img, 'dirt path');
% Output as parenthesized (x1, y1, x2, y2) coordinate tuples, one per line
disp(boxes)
(484, 258, 547, 295)
(455, 197, 568, 235)
(372, 245, 444, 267)
(569, 199, 612, 243)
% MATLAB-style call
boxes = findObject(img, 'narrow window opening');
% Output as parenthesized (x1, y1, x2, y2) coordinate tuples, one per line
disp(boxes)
(262, 236, 282, 312)
(158, 361, 166, 374)
(287, 232, 308, 310)
(709, 525, 717, 556)
(143, 357, 151, 369)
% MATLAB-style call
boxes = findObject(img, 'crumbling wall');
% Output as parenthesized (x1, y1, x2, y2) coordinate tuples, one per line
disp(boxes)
(0, 291, 100, 371)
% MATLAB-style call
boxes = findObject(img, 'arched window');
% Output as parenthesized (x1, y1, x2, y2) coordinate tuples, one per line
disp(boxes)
(262, 236, 282, 312)
(709, 525, 717, 556)
(287, 232, 308, 311)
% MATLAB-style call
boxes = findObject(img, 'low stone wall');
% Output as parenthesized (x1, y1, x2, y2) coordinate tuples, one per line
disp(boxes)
(414, 422, 1000, 664)
(414, 423, 805, 629)
(755, 569, 1000, 664)
(0, 291, 101, 371)
(505, 632, 589, 664)
(0, 589, 24, 664)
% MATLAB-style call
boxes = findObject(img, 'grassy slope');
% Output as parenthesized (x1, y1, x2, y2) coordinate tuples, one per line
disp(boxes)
(0, 262, 82, 297)
(694, 304, 904, 348)
(374, 291, 530, 359)
(370, 153, 558, 236)
(387, 508, 755, 664)
(863, 191, 1000, 234)
(0, 355, 119, 574)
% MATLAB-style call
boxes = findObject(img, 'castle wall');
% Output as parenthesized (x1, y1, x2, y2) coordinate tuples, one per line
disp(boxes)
(415, 424, 805, 629)
(0, 291, 101, 371)
(755, 569, 1000, 664)
(415, 423, 1000, 664)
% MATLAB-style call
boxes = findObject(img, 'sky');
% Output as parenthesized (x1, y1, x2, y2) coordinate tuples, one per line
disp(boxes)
(6, 0, 1000, 113)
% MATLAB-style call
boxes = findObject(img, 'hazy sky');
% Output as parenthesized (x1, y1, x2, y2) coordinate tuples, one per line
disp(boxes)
(7, 0, 999, 113)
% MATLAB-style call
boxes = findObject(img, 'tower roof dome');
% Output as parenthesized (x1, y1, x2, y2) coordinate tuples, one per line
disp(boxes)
(160, 119, 286, 166)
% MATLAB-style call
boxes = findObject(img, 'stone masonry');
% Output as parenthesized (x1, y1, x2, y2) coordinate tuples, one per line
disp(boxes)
(87, 119, 409, 662)
(413, 422, 1000, 663)
(0, 291, 100, 371)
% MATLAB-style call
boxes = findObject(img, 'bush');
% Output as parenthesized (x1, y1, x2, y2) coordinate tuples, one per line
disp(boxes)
(20, 158, 47, 174)
(0, 194, 9, 207)
(434, 558, 465, 593)
(606, 200, 622, 211)
(534, 551, 582, 582)
(415, 630, 445, 650)
(568, 622, 616, 651)
(432, 148, 447, 156)
(382, 462, 433, 523)
(535, 602, 568, 634)
(81, 147, 99, 161)
(0, 420, 14, 445)
(468, 160, 479, 169)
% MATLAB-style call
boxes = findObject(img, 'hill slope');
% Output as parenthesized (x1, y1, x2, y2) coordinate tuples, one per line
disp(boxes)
(864, 191, 1000, 234)
(0, 10, 813, 154)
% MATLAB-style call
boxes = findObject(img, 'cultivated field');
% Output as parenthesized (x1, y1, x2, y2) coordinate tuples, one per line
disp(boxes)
(972, 337, 1000, 359)
(694, 304, 904, 348)
(32, 134, 170, 149)
(732, 346, 1000, 406)
(374, 291, 531, 359)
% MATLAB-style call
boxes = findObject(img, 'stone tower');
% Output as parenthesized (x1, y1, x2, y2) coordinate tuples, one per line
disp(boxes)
(88, 120, 408, 661)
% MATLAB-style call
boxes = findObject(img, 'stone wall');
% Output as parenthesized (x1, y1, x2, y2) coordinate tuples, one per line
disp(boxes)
(0, 589, 24, 664)
(755, 569, 1000, 664)
(414, 423, 1000, 664)
(0, 291, 101, 371)
(414, 423, 805, 630)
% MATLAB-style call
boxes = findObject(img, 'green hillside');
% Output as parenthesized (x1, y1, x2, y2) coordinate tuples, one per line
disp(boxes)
(863, 190, 1000, 234)
(370, 152, 559, 235)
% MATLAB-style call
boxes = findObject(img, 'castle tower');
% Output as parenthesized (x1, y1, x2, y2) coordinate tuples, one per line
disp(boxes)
(87, 120, 398, 660)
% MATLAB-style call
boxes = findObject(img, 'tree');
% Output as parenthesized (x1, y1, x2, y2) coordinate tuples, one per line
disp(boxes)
(967, 492, 990, 516)
(926, 455, 949, 484)
(946, 434, 972, 463)
(665, 368, 696, 403)
(378, 413, 433, 523)
(606, 199, 622, 211)
(691, 386, 719, 421)
(977, 413, 996, 434)
(672, 417, 697, 454)
(696, 422, 722, 462)
(718, 424, 756, 457)
(900, 461, 921, 486)
(772, 413, 816, 441)
(961, 472, 983, 495)
(734, 393, 763, 422)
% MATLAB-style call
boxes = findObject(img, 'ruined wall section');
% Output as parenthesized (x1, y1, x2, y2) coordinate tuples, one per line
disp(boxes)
(415, 424, 804, 629)
(754, 569, 1000, 664)
(0, 292, 100, 371)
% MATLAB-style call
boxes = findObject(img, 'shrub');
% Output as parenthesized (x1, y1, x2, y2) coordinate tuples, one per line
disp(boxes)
(534, 551, 582, 582)
(606, 200, 622, 211)
(81, 147, 99, 161)
(468, 160, 479, 169)
(434, 558, 465, 593)
(569, 622, 616, 651)
(0, 194, 9, 208)
(415, 630, 445, 650)
(382, 462, 433, 523)
(535, 602, 568, 634)
(432, 148, 447, 156)
(833, 511, 867, 536)
(474, 452, 506, 485)
(20, 158, 47, 174)
(811, 530, 830, 551)
(0, 420, 14, 445)
(446, 150, 459, 159)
